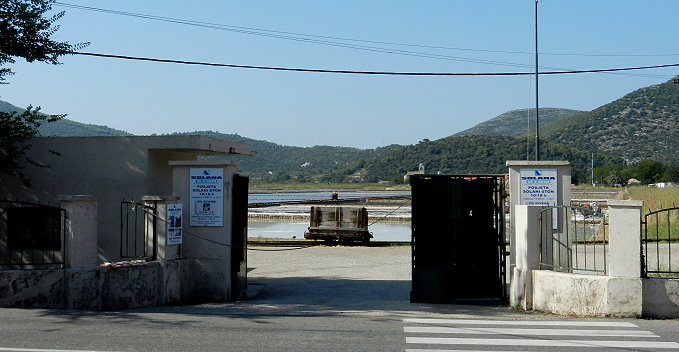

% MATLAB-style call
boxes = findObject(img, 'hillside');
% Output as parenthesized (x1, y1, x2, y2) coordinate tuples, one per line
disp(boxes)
(6, 73, 676, 185)
(0, 100, 130, 137)
(544, 77, 679, 163)
(337, 135, 621, 184)
(168, 131, 400, 182)
(455, 108, 582, 137)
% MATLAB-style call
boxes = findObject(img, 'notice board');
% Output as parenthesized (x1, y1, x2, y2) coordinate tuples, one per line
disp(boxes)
(189, 168, 224, 226)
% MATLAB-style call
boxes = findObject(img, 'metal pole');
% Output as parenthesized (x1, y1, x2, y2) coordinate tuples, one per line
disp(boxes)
(591, 153, 595, 186)
(535, 0, 540, 161)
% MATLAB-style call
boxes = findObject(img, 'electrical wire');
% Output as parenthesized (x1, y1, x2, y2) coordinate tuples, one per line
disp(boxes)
(70, 51, 679, 76)
(54, 3, 678, 79)
(135, 202, 322, 252)
(55, 2, 679, 59)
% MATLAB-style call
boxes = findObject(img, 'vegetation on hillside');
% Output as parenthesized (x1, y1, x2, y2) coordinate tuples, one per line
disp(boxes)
(455, 108, 582, 137)
(595, 160, 679, 186)
(544, 77, 679, 164)
(167, 130, 400, 183)
(5, 75, 679, 187)
(324, 135, 622, 184)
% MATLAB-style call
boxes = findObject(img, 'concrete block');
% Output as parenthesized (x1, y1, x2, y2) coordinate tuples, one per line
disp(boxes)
(181, 258, 230, 303)
(509, 267, 529, 310)
(532, 270, 643, 317)
(160, 260, 182, 305)
(642, 278, 679, 319)
(607, 277, 642, 317)
(63, 268, 102, 310)
(532, 270, 607, 316)
(100, 263, 160, 309)
(0, 269, 64, 309)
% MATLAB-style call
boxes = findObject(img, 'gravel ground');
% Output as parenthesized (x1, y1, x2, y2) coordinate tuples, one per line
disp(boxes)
(248, 245, 411, 281)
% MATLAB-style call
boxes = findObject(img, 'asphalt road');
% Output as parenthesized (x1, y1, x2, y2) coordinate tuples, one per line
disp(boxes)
(1, 246, 678, 352)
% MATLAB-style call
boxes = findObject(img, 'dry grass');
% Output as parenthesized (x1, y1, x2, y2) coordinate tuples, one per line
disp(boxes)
(626, 186, 679, 213)
(627, 186, 679, 241)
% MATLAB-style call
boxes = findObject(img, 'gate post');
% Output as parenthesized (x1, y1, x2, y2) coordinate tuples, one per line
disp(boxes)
(169, 160, 239, 302)
(59, 195, 98, 268)
(510, 205, 542, 310)
(608, 200, 643, 278)
(606, 199, 643, 316)
(506, 161, 571, 283)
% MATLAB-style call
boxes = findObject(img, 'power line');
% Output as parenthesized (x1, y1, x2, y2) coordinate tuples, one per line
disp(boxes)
(70, 51, 679, 76)
(54, 2, 679, 63)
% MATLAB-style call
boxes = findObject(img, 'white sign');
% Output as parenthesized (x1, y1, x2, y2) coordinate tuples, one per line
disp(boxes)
(190, 168, 224, 226)
(167, 203, 183, 245)
(519, 168, 558, 206)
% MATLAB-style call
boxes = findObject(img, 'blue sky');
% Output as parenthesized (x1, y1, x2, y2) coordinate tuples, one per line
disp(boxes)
(2, 0, 678, 148)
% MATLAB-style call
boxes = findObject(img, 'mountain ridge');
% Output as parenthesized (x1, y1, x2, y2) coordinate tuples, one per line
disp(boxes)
(455, 107, 582, 137)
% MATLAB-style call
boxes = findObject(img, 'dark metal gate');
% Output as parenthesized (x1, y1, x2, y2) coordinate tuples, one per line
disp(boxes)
(120, 200, 157, 260)
(642, 207, 679, 278)
(231, 174, 249, 299)
(410, 175, 506, 303)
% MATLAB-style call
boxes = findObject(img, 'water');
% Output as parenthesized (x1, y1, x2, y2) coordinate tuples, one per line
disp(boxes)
(248, 219, 411, 242)
(249, 190, 409, 204)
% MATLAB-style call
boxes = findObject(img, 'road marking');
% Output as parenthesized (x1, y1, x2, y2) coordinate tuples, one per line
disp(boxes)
(0, 348, 121, 352)
(403, 318, 638, 327)
(404, 326, 658, 337)
(406, 337, 679, 348)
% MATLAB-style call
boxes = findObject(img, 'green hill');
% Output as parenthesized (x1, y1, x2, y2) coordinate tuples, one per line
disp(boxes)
(6, 73, 677, 186)
(543, 77, 679, 163)
(167, 131, 399, 182)
(335, 135, 620, 184)
(456, 108, 582, 137)
(0, 99, 130, 136)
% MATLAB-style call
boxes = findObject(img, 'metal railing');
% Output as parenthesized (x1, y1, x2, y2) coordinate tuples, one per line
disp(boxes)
(120, 200, 157, 260)
(0, 200, 66, 269)
(539, 205, 608, 275)
(643, 207, 679, 278)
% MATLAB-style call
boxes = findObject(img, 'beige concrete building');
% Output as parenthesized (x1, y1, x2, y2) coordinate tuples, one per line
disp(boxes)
(0, 135, 254, 263)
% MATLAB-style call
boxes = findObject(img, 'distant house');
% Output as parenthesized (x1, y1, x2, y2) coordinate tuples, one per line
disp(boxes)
(650, 182, 678, 188)
(403, 163, 426, 183)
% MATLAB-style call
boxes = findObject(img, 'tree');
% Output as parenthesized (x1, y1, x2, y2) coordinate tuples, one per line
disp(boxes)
(605, 171, 624, 187)
(0, 0, 87, 184)
(634, 159, 666, 184)
(0, 107, 63, 184)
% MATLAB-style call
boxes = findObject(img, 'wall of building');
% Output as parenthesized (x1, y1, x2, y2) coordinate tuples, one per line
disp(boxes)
(0, 136, 252, 263)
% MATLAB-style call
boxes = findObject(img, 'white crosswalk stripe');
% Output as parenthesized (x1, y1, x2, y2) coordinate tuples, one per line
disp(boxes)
(403, 318, 679, 351)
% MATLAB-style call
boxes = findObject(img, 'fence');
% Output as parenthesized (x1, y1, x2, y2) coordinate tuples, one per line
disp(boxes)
(539, 205, 608, 275)
(0, 200, 66, 269)
(120, 200, 157, 260)
(642, 207, 679, 278)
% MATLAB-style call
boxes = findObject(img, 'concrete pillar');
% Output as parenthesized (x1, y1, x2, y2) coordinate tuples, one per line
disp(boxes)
(510, 205, 543, 310)
(506, 161, 571, 276)
(608, 200, 643, 278)
(59, 195, 98, 268)
(169, 160, 238, 301)
(142, 195, 181, 261)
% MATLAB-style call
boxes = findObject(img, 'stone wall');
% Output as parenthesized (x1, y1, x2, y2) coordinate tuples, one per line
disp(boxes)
(0, 259, 217, 310)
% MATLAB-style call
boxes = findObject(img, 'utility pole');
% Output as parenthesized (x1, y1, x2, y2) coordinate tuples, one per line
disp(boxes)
(534, 0, 540, 161)
(591, 153, 595, 186)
